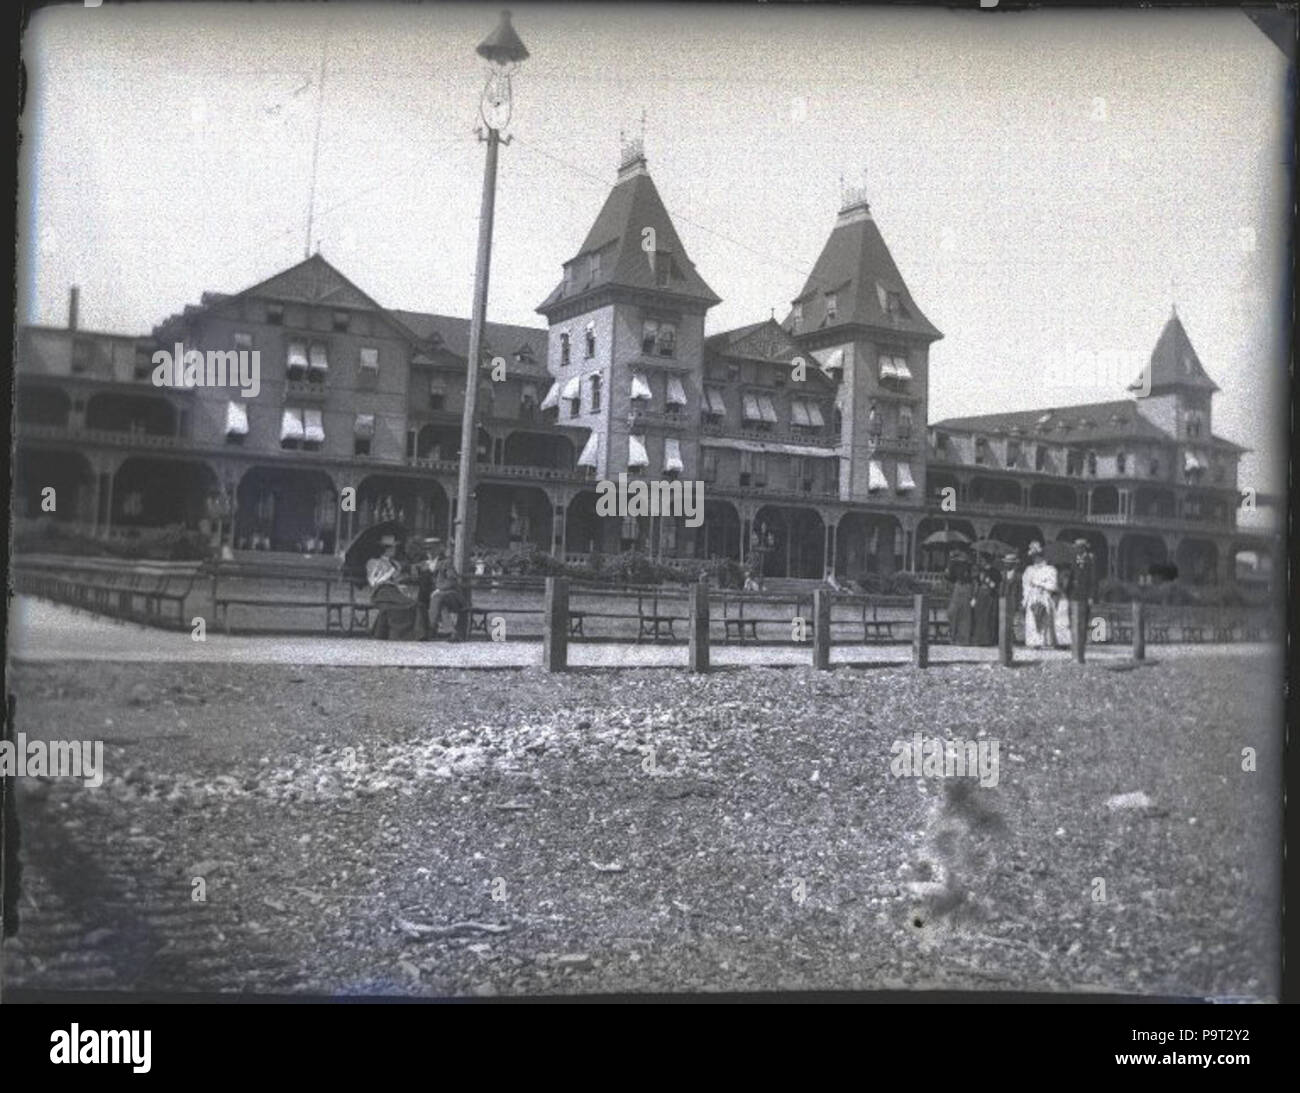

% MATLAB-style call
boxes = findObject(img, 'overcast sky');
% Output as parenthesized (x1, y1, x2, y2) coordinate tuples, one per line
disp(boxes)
(18, 3, 1290, 492)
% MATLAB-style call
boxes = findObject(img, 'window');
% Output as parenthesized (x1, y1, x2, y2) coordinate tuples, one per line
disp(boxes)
(332, 310, 350, 333)
(974, 437, 991, 465)
(354, 413, 375, 457)
(584, 323, 596, 359)
(1149, 457, 1160, 477)
(898, 405, 914, 439)
(430, 376, 446, 411)
(1116, 451, 1127, 474)
(266, 303, 284, 325)
(1035, 445, 1049, 472)
(702, 386, 725, 425)
(656, 321, 676, 357)
(739, 450, 753, 487)
(308, 343, 329, 378)
(302, 408, 324, 451)
(559, 332, 571, 366)
(934, 431, 949, 456)
(589, 252, 601, 281)
(642, 319, 659, 354)
(867, 402, 882, 438)
(234, 332, 253, 351)
(792, 302, 803, 331)
(225, 400, 249, 445)
(286, 341, 308, 379)
(825, 292, 838, 321)
(665, 375, 688, 413)
(564, 265, 575, 294)
(726, 362, 740, 382)
(280, 407, 304, 449)
(1006, 439, 1021, 468)
(701, 448, 719, 483)
(71, 338, 93, 373)
(886, 291, 902, 317)
(1066, 449, 1084, 476)
(753, 452, 767, 487)
(589, 373, 602, 413)
(520, 382, 538, 419)
(360, 347, 379, 372)
(1086, 450, 1098, 476)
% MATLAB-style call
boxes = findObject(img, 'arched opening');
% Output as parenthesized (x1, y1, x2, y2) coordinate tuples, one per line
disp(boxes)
(1029, 481, 1077, 512)
(356, 475, 448, 540)
(752, 506, 825, 579)
(112, 458, 218, 530)
(1090, 485, 1120, 516)
(989, 523, 1046, 555)
(14, 447, 94, 523)
(235, 467, 338, 553)
(836, 512, 903, 580)
(927, 469, 960, 506)
(700, 500, 741, 562)
(1119, 533, 1168, 582)
(85, 392, 178, 436)
(1134, 486, 1176, 520)
(503, 431, 575, 470)
(475, 485, 551, 552)
(969, 475, 1020, 507)
(1174, 538, 1219, 586)
(17, 385, 71, 427)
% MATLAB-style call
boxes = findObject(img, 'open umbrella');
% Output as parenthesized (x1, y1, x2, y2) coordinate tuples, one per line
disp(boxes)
(972, 538, 1016, 556)
(341, 519, 409, 586)
(922, 528, 971, 546)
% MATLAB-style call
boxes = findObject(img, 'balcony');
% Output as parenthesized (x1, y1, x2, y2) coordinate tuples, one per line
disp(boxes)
(16, 421, 185, 450)
(709, 480, 840, 503)
(629, 408, 690, 430)
(285, 377, 328, 400)
(403, 456, 591, 484)
(866, 433, 920, 453)
(700, 422, 840, 448)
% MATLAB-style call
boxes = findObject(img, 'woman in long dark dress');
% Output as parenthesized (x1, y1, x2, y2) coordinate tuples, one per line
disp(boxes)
(971, 563, 999, 646)
(945, 550, 975, 645)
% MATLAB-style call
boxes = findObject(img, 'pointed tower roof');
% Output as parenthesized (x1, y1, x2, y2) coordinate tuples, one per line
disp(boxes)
(1132, 309, 1220, 394)
(785, 188, 941, 341)
(537, 139, 720, 315)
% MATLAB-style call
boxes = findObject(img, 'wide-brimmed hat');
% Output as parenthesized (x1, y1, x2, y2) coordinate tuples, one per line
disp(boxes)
(1027, 541, 1043, 555)
(1002, 552, 1019, 563)
(1073, 538, 1090, 548)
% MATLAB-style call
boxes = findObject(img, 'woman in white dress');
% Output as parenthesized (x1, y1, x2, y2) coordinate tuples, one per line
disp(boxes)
(1021, 542, 1058, 649)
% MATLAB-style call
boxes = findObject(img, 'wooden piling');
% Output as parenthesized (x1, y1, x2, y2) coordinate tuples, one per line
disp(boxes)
(542, 576, 569, 672)
(689, 580, 710, 673)
(1132, 600, 1145, 661)
(813, 590, 831, 671)
(913, 593, 929, 669)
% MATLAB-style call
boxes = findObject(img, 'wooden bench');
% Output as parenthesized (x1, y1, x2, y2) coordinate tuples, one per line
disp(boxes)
(863, 619, 896, 642)
(638, 615, 680, 642)
(724, 617, 759, 642)
(1148, 624, 1171, 643)
(1181, 624, 1206, 643)
(1213, 625, 1236, 642)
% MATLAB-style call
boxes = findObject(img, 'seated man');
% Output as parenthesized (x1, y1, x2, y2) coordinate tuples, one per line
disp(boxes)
(366, 536, 425, 640)
(427, 546, 470, 641)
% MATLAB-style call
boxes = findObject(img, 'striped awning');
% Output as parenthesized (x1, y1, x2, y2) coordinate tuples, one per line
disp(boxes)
(897, 462, 916, 492)
(704, 387, 727, 415)
(303, 409, 325, 443)
(821, 347, 844, 372)
(700, 437, 837, 459)
(628, 434, 649, 469)
(287, 342, 308, 371)
(790, 399, 812, 427)
(360, 347, 379, 371)
(742, 392, 763, 422)
(663, 437, 684, 474)
(867, 459, 888, 492)
(757, 394, 778, 424)
(539, 381, 559, 410)
(561, 374, 582, 400)
(225, 400, 249, 436)
(665, 375, 688, 407)
(892, 358, 913, 381)
(805, 401, 825, 428)
(577, 431, 600, 468)
(280, 407, 304, 442)
(308, 343, 328, 372)
(630, 371, 652, 401)
(1184, 451, 1205, 471)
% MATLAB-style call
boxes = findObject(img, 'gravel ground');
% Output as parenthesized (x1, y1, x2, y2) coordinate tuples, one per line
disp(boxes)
(2, 653, 1282, 999)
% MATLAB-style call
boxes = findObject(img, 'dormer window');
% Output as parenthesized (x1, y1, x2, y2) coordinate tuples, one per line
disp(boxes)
(642, 319, 658, 355)
(1086, 450, 1098, 476)
(792, 302, 803, 331)
(266, 303, 284, 325)
(1006, 439, 1021, 468)
(1035, 445, 1049, 472)
(332, 310, 350, 333)
(589, 252, 601, 282)
(589, 373, 602, 413)
(825, 292, 838, 321)
(974, 437, 991, 465)
(653, 251, 673, 287)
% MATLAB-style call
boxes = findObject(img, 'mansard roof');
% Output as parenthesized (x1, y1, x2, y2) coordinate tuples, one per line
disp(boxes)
(537, 155, 720, 314)
(785, 197, 941, 341)
(933, 398, 1246, 452)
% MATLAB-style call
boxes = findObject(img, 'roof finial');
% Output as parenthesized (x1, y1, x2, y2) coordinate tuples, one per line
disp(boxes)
(1170, 274, 1180, 317)
(618, 123, 645, 176)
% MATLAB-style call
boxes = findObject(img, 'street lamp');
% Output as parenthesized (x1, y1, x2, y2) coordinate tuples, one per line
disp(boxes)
(453, 10, 529, 580)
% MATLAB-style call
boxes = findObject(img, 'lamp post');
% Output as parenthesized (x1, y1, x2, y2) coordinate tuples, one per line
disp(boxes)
(453, 10, 529, 579)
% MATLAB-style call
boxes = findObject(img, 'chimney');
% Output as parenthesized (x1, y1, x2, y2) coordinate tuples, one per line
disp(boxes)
(68, 286, 79, 331)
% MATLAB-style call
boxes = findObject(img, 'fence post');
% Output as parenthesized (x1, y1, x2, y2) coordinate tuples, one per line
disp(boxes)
(998, 593, 1014, 667)
(689, 579, 710, 673)
(543, 576, 569, 672)
(1131, 600, 1145, 661)
(912, 593, 929, 669)
(1070, 598, 1087, 663)
(813, 589, 831, 671)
